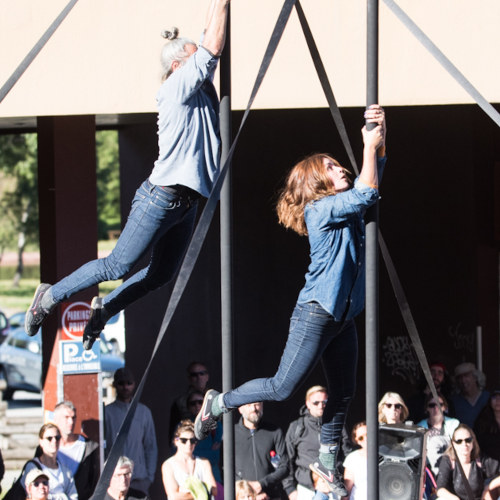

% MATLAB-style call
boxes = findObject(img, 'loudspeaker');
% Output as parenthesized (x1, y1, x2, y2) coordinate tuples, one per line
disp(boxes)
(379, 423, 427, 500)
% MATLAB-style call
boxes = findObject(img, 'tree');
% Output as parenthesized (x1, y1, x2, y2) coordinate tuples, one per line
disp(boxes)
(0, 130, 120, 287)
(0, 133, 38, 287)
(96, 130, 120, 240)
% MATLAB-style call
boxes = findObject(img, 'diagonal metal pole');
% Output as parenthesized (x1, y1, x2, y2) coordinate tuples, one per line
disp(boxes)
(365, 0, 379, 499)
(0, 0, 79, 104)
(220, 7, 235, 500)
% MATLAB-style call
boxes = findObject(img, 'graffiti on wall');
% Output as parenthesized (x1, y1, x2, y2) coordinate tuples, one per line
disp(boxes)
(448, 322, 474, 353)
(382, 336, 420, 385)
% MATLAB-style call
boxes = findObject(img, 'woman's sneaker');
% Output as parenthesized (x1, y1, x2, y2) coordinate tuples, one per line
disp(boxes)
(309, 461, 348, 497)
(25, 284, 53, 336)
(195, 389, 222, 440)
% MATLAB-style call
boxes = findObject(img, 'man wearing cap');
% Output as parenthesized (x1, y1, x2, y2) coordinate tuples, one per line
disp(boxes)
(53, 400, 99, 500)
(105, 368, 157, 497)
(452, 362, 490, 428)
(104, 456, 148, 500)
(25, 469, 50, 500)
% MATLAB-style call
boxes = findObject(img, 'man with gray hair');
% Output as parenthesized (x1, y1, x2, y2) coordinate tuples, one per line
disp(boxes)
(104, 456, 148, 500)
(452, 362, 490, 427)
(53, 400, 99, 500)
(25, 0, 232, 350)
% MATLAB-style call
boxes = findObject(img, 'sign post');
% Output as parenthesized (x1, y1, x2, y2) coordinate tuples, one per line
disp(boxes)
(43, 301, 104, 468)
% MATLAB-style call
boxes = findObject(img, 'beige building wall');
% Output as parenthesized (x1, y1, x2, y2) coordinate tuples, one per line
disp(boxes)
(0, 0, 499, 120)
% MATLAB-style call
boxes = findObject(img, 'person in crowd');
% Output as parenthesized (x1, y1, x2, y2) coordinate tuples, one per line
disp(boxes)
(25, 0, 232, 351)
(342, 422, 367, 499)
(451, 362, 490, 428)
(170, 362, 211, 440)
(436, 424, 500, 500)
(236, 480, 257, 500)
(474, 389, 500, 461)
(53, 400, 99, 500)
(196, 106, 387, 500)
(417, 393, 459, 476)
(104, 456, 148, 500)
(378, 392, 409, 424)
(24, 468, 50, 500)
(407, 361, 455, 422)
(284, 386, 331, 500)
(184, 389, 223, 488)
(234, 402, 288, 500)
(22, 423, 77, 500)
(105, 367, 157, 496)
(0, 447, 4, 496)
(162, 420, 217, 500)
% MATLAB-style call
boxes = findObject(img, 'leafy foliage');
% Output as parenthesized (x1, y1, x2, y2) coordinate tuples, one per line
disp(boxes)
(96, 130, 121, 239)
(0, 133, 39, 256)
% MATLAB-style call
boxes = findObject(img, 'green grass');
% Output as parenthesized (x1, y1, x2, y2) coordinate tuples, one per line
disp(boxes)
(0, 279, 39, 314)
(0, 241, 122, 315)
(0, 278, 122, 316)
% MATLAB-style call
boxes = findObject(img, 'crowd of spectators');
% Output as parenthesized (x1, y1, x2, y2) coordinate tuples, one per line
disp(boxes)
(2, 359, 500, 500)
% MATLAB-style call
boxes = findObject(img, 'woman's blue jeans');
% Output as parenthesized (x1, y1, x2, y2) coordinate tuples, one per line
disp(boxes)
(51, 179, 197, 315)
(223, 302, 357, 446)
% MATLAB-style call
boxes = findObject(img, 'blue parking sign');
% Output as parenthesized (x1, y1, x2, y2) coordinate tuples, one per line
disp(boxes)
(60, 340, 101, 374)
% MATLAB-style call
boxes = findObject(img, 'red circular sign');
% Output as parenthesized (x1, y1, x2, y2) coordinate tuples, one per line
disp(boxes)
(61, 301, 91, 340)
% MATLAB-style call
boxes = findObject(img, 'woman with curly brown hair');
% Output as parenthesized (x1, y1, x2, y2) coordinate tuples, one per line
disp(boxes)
(196, 106, 387, 498)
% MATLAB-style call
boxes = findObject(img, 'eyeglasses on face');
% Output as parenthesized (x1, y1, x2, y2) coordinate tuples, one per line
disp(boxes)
(454, 437, 473, 445)
(33, 480, 49, 487)
(311, 400, 328, 406)
(427, 402, 444, 409)
(177, 437, 197, 444)
(384, 403, 402, 410)
(189, 370, 208, 377)
(45, 435, 62, 442)
(188, 400, 204, 406)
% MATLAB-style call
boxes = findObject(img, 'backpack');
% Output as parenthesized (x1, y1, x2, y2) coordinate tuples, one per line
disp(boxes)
(4, 459, 39, 500)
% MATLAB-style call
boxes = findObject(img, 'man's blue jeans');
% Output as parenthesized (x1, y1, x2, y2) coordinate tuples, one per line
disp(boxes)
(223, 302, 357, 445)
(51, 179, 197, 315)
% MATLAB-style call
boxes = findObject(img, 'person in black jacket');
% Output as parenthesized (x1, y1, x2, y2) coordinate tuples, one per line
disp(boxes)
(235, 402, 288, 500)
(283, 386, 327, 500)
(53, 401, 100, 500)
(283, 386, 352, 500)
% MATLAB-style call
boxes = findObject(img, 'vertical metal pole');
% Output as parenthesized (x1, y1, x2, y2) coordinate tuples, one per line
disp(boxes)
(220, 8, 235, 500)
(366, 0, 379, 499)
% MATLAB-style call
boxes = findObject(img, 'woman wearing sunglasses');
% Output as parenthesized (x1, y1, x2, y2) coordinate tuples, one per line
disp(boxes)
(417, 393, 460, 476)
(22, 423, 77, 499)
(377, 392, 409, 424)
(436, 424, 500, 500)
(343, 421, 367, 499)
(162, 420, 217, 500)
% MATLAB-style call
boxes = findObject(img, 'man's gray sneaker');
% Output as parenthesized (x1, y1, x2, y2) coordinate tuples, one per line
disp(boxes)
(195, 389, 222, 440)
(82, 297, 106, 350)
(25, 284, 53, 336)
